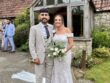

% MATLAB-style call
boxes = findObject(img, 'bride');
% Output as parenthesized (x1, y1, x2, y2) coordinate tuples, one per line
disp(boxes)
(51, 14, 74, 83)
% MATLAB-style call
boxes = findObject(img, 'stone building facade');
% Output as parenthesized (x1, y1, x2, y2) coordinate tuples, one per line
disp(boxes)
(95, 12, 110, 27)
(30, 0, 94, 56)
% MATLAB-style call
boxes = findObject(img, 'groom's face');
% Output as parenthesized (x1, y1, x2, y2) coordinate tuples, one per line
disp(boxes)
(39, 13, 50, 23)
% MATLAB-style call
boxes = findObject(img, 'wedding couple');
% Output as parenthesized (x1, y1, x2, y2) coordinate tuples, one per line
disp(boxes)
(29, 8, 74, 83)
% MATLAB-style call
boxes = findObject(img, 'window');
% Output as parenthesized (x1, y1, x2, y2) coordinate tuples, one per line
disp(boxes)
(70, 0, 82, 2)
(58, 0, 69, 4)
(34, 12, 39, 24)
(72, 6, 84, 37)
(58, 0, 83, 4)
(48, 7, 67, 26)
(46, 0, 54, 5)
(35, 0, 43, 7)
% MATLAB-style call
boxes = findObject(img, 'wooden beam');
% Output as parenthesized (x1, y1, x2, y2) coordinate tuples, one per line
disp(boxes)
(84, 0, 90, 38)
(67, 5, 72, 31)
(33, 1, 84, 11)
(30, 7, 35, 26)
(90, 6, 94, 35)
(44, 0, 46, 6)
(55, 0, 58, 5)
(80, 50, 86, 69)
(33, 0, 41, 7)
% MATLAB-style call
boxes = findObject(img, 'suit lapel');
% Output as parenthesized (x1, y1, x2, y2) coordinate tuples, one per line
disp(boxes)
(37, 23, 53, 46)
(37, 24, 46, 47)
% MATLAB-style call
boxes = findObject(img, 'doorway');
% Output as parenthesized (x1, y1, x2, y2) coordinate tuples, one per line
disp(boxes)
(48, 7, 67, 27)
(72, 6, 83, 37)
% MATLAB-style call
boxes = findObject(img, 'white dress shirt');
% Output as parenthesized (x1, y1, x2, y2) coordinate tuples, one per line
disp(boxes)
(39, 22, 48, 39)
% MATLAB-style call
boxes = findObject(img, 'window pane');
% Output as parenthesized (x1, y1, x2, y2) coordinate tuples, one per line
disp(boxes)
(47, 0, 54, 5)
(72, 6, 84, 37)
(34, 12, 39, 24)
(58, 0, 83, 4)
(70, 0, 82, 2)
(35, 0, 43, 7)
(58, 0, 69, 4)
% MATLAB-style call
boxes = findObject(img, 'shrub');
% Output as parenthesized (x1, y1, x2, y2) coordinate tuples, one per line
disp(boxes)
(86, 56, 104, 68)
(72, 54, 81, 68)
(86, 56, 95, 68)
(92, 47, 110, 58)
(18, 41, 29, 52)
(14, 9, 30, 26)
(72, 47, 110, 68)
(92, 30, 110, 48)
(14, 9, 30, 48)
(14, 23, 29, 47)
(72, 53, 96, 68)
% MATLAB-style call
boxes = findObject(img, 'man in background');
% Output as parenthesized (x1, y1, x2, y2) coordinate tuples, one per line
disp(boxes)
(3, 18, 16, 53)
(0, 19, 7, 50)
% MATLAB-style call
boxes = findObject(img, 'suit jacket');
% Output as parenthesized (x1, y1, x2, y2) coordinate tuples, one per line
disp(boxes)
(29, 23, 53, 64)
(4, 23, 15, 37)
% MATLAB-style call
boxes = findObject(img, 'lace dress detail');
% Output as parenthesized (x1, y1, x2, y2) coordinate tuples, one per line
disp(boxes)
(51, 33, 73, 83)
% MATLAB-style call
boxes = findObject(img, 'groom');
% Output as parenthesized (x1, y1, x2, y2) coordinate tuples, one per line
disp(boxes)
(29, 8, 54, 83)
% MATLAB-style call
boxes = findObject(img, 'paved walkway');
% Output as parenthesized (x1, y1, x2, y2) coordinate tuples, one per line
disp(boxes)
(0, 51, 34, 83)
(0, 51, 94, 83)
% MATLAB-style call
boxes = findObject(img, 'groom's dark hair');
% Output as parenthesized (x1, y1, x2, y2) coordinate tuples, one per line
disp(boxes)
(39, 8, 49, 13)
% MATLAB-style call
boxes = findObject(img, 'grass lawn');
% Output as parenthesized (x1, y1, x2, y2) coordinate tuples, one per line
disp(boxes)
(84, 60, 110, 83)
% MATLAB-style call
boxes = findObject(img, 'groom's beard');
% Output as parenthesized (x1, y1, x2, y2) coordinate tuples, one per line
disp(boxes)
(41, 18, 48, 24)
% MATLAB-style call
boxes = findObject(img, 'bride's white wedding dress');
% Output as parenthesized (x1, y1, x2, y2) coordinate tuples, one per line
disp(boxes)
(51, 33, 73, 83)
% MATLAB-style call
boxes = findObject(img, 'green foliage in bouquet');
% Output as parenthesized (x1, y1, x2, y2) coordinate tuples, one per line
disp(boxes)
(48, 41, 66, 58)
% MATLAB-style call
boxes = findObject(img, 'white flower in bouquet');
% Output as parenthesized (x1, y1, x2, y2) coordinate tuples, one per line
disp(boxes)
(61, 49, 66, 53)
(50, 48, 54, 51)
(48, 54, 51, 57)
(54, 48, 58, 51)
(56, 50, 60, 54)
(48, 41, 66, 58)
(53, 52, 57, 56)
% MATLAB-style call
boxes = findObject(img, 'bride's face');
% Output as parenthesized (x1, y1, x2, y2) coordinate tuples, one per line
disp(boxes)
(54, 15, 63, 28)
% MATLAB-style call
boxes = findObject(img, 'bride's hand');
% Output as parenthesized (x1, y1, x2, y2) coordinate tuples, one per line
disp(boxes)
(64, 48, 67, 53)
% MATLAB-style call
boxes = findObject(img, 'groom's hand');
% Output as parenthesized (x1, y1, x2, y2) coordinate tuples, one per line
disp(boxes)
(34, 58, 40, 65)
(0, 29, 3, 32)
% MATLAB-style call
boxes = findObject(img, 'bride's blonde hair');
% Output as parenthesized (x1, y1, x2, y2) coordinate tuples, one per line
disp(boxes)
(54, 14, 64, 24)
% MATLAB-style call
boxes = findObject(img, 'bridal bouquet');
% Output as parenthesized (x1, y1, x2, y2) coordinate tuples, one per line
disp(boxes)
(48, 41, 66, 58)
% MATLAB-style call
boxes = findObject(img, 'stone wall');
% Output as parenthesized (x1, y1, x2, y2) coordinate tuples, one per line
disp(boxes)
(72, 39, 92, 57)
(95, 12, 110, 27)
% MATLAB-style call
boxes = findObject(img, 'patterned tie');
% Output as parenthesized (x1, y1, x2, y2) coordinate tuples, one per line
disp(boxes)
(44, 25, 50, 39)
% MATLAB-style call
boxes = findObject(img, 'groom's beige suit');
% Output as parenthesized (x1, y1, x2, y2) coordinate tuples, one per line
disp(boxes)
(29, 22, 54, 83)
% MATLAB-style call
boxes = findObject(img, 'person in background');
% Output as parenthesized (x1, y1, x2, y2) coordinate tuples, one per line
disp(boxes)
(0, 19, 7, 50)
(0, 23, 3, 50)
(3, 18, 16, 53)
